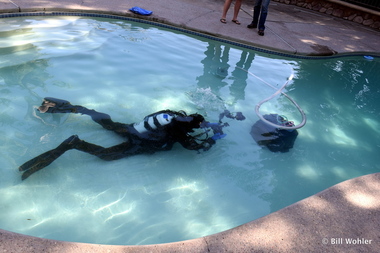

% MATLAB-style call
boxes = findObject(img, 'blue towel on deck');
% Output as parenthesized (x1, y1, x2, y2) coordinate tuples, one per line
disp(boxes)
(129, 6, 153, 16)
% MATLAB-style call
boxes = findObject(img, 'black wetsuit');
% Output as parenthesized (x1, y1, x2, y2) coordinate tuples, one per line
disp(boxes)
(19, 98, 213, 180)
(66, 108, 208, 160)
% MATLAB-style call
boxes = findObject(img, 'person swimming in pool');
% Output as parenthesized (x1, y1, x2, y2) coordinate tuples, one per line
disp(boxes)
(19, 97, 225, 180)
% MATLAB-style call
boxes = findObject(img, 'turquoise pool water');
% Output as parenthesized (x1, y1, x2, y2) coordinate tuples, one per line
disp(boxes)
(0, 16, 379, 245)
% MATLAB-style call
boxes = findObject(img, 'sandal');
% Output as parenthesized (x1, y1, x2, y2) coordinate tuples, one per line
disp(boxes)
(232, 20, 241, 25)
(220, 18, 227, 24)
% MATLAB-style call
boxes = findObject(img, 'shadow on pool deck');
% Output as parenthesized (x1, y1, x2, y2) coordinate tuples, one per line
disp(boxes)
(0, 0, 379, 252)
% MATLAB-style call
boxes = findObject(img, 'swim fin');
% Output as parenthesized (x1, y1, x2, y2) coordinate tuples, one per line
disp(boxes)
(19, 135, 80, 180)
(20, 148, 66, 180)
(38, 97, 75, 114)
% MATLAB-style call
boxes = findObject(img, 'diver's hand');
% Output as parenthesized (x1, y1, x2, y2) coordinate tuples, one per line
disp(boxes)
(211, 133, 227, 140)
(202, 138, 216, 151)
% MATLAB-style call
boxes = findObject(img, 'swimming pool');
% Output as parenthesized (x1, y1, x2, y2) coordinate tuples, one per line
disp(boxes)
(0, 15, 379, 245)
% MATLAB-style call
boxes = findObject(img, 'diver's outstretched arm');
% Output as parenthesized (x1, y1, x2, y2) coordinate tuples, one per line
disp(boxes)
(38, 97, 128, 133)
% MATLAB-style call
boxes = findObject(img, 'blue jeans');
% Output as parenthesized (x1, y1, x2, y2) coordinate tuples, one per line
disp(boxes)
(252, 0, 270, 31)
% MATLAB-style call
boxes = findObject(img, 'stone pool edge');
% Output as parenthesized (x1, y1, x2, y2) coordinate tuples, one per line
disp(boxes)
(1, 172, 379, 252)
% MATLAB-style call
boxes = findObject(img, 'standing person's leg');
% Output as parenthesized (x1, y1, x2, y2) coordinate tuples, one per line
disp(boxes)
(247, 0, 262, 28)
(232, 0, 242, 24)
(257, 0, 271, 35)
(221, 0, 233, 23)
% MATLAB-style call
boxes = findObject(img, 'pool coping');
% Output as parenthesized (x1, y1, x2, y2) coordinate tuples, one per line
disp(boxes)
(0, 5, 379, 253)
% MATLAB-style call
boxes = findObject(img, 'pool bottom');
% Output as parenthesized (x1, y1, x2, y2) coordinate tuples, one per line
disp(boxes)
(1, 172, 379, 252)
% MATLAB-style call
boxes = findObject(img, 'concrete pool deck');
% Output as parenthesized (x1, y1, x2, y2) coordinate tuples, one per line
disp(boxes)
(0, 0, 380, 252)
